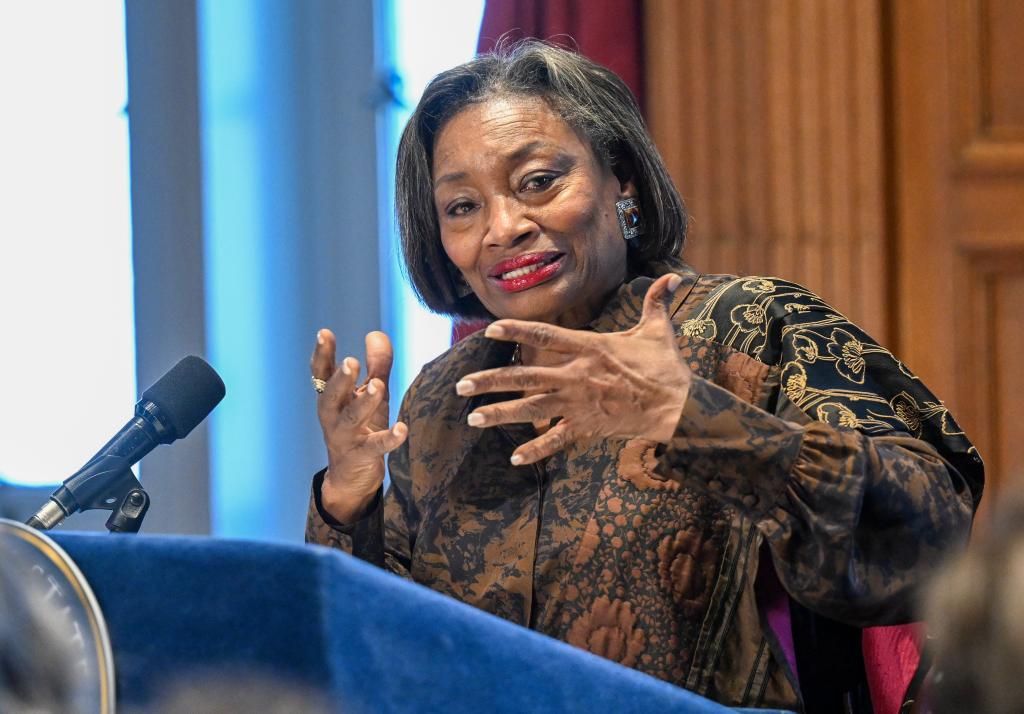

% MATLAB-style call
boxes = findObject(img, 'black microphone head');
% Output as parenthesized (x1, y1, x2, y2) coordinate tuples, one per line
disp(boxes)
(139, 356, 226, 439)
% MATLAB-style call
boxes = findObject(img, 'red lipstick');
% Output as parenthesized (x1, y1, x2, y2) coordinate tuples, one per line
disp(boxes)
(487, 251, 565, 293)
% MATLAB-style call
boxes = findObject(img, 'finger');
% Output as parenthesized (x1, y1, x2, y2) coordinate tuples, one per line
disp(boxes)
(336, 377, 387, 430)
(364, 331, 394, 385)
(363, 421, 408, 455)
(467, 392, 560, 428)
(310, 328, 337, 381)
(455, 366, 570, 397)
(510, 421, 574, 465)
(483, 320, 592, 353)
(320, 356, 360, 411)
(636, 273, 684, 330)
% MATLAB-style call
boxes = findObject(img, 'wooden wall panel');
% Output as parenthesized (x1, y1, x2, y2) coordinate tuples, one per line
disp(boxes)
(645, 0, 1024, 516)
(976, 0, 1024, 135)
(993, 273, 1024, 493)
(644, 0, 889, 343)
(950, 0, 1024, 170)
(953, 251, 1024, 523)
(893, 0, 1024, 519)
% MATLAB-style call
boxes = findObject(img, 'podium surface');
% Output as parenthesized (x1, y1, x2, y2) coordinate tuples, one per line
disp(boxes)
(52, 532, 786, 713)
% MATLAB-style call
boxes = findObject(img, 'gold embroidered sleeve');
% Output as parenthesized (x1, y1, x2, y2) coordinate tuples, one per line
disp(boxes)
(666, 277, 982, 625)
(662, 376, 974, 625)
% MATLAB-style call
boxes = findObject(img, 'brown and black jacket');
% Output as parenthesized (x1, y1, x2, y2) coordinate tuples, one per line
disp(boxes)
(307, 269, 982, 711)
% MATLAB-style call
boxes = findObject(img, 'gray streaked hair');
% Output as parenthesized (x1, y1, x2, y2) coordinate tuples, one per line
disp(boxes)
(395, 39, 688, 319)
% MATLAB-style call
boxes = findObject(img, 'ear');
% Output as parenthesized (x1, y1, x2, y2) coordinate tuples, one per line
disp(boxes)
(610, 154, 637, 198)
(617, 176, 638, 200)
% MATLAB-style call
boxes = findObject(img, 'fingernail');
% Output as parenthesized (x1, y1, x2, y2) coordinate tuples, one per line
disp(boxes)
(667, 274, 683, 292)
(341, 358, 353, 375)
(510, 454, 524, 466)
(367, 380, 377, 395)
(455, 379, 475, 396)
(484, 324, 505, 338)
(316, 329, 325, 345)
(467, 412, 485, 427)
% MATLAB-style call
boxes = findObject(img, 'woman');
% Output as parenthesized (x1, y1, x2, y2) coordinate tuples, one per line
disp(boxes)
(306, 41, 982, 711)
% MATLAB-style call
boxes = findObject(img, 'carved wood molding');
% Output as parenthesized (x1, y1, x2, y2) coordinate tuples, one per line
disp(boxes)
(955, 246, 1024, 496)
(950, 0, 1024, 174)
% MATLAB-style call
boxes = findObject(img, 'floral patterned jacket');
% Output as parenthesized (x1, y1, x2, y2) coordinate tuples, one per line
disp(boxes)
(306, 269, 982, 711)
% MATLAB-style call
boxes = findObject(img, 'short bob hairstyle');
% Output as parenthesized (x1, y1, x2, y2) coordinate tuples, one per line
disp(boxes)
(396, 39, 688, 319)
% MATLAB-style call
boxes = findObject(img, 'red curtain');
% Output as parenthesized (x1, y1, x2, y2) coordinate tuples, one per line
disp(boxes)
(476, 0, 645, 108)
(451, 0, 645, 343)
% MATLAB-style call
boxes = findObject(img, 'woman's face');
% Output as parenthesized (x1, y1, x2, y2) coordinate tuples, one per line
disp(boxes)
(432, 95, 634, 327)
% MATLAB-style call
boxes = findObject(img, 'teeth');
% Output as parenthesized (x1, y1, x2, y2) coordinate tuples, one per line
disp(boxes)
(500, 257, 556, 281)
(502, 264, 542, 280)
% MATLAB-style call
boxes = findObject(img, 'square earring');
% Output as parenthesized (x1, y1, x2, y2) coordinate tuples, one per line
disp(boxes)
(616, 197, 644, 241)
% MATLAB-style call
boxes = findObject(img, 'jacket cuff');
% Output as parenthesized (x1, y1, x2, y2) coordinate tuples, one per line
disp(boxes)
(311, 468, 382, 531)
(660, 376, 805, 520)
(306, 469, 385, 565)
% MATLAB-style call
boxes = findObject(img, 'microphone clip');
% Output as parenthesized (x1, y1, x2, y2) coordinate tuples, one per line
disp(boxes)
(105, 484, 151, 533)
(27, 467, 151, 534)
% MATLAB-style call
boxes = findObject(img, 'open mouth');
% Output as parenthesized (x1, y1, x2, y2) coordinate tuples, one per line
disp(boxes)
(488, 251, 566, 292)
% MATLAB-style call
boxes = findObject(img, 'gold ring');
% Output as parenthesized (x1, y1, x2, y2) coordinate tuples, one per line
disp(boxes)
(311, 376, 327, 394)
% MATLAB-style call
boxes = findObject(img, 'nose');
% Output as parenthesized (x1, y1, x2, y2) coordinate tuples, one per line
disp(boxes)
(484, 196, 536, 249)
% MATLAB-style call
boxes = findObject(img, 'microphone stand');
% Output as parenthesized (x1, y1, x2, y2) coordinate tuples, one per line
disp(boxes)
(26, 468, 151, 534)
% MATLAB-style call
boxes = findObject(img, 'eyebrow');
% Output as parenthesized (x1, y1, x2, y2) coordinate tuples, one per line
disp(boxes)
(434, 171, 468, 187)
(506, 140, 550, 164)
(433, 141, 560, 188)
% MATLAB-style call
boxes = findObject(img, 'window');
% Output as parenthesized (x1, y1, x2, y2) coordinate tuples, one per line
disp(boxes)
(0, 3, 135, 486)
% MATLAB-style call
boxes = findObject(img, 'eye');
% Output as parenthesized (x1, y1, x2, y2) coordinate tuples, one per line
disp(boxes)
(521, 173, 558, 192)
(445, 200, 477, 217)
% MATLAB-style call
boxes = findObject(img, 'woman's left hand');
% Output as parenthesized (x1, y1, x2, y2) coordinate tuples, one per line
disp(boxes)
(456, 273, 692, 465)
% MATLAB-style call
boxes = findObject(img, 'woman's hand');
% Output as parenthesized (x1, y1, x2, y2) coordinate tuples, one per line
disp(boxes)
(456, 274, 692, 465)
(311, 329, 407, 524)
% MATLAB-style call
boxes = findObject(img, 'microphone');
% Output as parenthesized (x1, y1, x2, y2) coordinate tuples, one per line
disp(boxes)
(26, 356, 226, 531)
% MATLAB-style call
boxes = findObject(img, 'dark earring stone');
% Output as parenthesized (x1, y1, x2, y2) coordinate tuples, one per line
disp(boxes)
(615, 197, 644, 241)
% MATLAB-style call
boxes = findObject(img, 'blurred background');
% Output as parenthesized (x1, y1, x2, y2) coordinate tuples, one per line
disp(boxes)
(0, 0, 1020, 542)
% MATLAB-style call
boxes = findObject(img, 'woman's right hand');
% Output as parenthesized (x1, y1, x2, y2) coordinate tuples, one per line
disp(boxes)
(311, 329, 408, 524)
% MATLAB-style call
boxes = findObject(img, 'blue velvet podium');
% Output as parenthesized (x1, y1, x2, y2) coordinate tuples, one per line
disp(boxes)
(52, 533, 782, 713)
